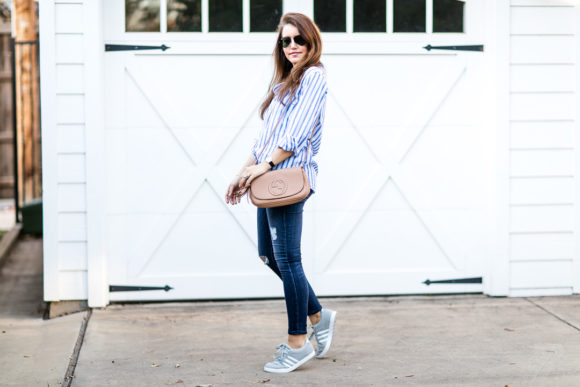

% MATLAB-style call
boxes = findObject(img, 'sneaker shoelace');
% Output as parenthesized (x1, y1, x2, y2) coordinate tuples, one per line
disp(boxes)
(272, 343, 291, 362)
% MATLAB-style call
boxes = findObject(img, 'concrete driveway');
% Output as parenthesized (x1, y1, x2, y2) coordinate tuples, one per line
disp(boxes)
(1, 235, 580, 386)
(72, 295, 580, 386)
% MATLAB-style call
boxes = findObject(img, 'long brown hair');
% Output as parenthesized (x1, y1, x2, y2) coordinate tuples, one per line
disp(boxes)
(259, 13, 323, 119)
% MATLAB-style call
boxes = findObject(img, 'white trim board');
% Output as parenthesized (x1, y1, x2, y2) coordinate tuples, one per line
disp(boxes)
(39, 0, 60, 301)
(573, 2, 580, 294)
(484, 0, 511, 296)
(84, 0, 109, 307)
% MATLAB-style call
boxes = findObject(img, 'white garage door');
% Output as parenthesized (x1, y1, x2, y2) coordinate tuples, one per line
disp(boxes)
(103, 0, 490, 301)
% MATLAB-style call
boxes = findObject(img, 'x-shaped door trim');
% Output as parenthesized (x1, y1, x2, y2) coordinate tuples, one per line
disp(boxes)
(122, 55, 266, 277)
(317, 57, 468, 273)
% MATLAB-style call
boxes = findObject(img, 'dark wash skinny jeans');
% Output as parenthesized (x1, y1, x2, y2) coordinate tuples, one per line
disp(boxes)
(257, 191, 322, 335)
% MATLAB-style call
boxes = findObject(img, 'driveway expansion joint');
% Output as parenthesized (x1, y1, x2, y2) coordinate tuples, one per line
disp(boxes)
(63, 308, 93, 387)
(524, 297, 580, 333)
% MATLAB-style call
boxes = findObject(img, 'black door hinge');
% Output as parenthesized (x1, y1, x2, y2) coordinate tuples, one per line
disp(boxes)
(423, 277, 482, 286)
(109, 285, 174, 292)
(423, 44, 484, 52)
(105, 44, 170, 52)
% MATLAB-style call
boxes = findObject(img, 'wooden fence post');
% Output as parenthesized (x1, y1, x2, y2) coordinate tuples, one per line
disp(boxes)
(12, 0, 41, 207)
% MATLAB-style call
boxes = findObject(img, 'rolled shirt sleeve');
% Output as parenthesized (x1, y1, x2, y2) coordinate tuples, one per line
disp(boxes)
(276, 68, 328, 154)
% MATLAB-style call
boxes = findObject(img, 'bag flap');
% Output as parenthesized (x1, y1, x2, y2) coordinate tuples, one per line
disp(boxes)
(251, 168, 307, 200)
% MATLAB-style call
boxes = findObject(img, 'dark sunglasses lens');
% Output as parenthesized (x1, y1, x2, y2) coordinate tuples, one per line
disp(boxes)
(294, 36, 306, 46)
(281, 37, 291, 48)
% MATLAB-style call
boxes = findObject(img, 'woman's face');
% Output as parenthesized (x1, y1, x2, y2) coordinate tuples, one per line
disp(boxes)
(281, 24, 308, 66)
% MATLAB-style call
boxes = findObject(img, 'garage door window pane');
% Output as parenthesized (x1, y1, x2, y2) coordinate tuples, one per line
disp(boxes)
(126, 0, 160, 32)
(314, 0, 346, 32)
(167, 0, 201, 32)
(354, 0, 386, 33)
(209, 0, 243, 32)
(251, 0, 282, 32)
(394, 0, 425, 32)
(433, 0, 463, 32)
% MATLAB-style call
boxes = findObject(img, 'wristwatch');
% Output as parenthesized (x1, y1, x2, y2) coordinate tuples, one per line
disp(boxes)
(265, 156, 276, 169)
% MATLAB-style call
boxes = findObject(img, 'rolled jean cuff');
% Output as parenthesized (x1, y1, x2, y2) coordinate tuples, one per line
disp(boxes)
(288, 328, 308, 335)
(308, 306, 322, 316)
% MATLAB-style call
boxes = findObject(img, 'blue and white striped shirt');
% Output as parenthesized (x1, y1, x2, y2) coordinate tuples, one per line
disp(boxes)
(252, 66, 328, 192)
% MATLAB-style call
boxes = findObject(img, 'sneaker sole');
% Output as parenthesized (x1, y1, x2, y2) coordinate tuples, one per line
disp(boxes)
(263, 350, 315, 373)
(316, 310, 337, 358)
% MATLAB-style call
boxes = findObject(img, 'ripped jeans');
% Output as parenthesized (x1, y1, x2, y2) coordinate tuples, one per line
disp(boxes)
(257, 191, 322, 335)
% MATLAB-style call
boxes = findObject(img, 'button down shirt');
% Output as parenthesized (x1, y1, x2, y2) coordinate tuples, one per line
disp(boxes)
(252, 66, 328, 192)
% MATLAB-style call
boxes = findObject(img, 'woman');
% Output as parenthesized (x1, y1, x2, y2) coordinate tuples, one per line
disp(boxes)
(224, 13, 336, 373)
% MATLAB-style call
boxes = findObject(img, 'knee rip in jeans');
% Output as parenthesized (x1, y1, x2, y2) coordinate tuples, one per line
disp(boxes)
(269, 227, 277, 241)
(259, 256, 269, 265)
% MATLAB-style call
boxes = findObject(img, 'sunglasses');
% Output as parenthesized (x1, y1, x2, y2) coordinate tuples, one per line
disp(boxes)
(280, 35, 307, 49)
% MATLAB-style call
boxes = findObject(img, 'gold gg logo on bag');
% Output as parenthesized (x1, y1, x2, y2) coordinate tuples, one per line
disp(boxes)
(268, 179, 288, 196)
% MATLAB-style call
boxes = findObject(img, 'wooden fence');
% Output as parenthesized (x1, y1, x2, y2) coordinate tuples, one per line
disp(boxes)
(0, 24, 13, 199)
(0, 0, 43, 213)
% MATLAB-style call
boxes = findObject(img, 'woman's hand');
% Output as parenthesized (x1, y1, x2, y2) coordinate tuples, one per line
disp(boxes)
(224, 162, 269, 205)
(241, 162, 270, 188)
(225, 152, 260, 205)
(225, 175, 248, 205)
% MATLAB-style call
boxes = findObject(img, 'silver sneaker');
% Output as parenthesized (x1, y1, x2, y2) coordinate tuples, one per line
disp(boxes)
(309, 309, 337, 358)
(263, 340, 315, 373)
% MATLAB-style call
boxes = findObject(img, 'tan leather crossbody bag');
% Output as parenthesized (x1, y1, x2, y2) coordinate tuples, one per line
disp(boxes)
(249, 102, 318, 208)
